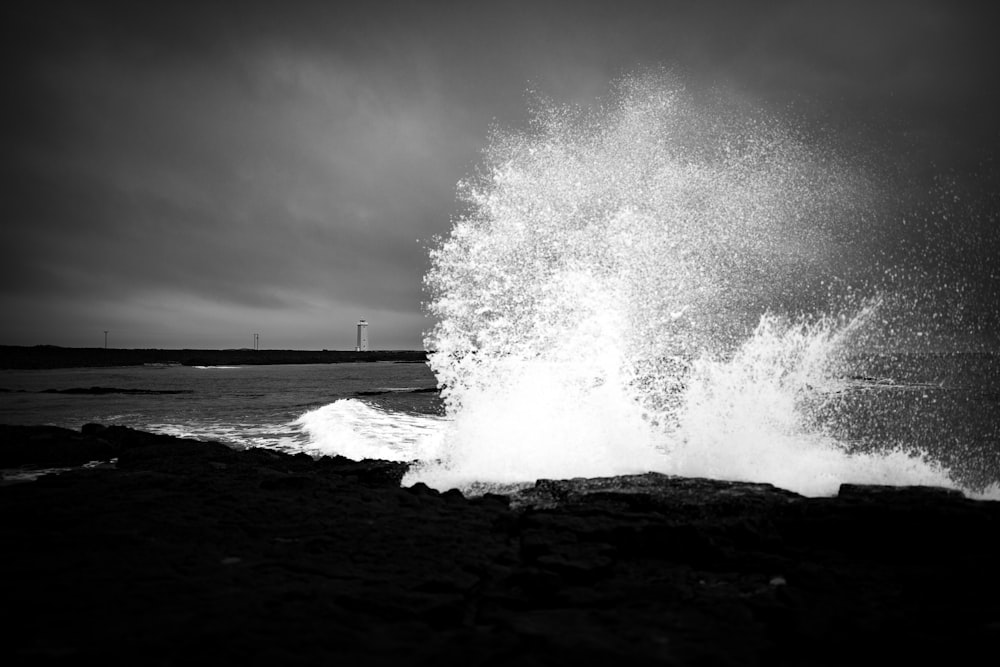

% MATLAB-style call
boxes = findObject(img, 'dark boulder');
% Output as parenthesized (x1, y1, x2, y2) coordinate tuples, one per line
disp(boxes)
(0, 424, 116, 466)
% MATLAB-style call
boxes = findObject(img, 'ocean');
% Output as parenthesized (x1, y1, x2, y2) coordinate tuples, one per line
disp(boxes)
(0, 361, 442, 458)
(5, 72, 998, 499)
(1, 353, 997, 499)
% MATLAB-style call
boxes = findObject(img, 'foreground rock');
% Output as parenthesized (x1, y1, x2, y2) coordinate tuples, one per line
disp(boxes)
(2, 425, 999, 665)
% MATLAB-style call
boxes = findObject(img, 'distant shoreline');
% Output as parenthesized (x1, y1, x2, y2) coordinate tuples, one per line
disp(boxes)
(0, 345, 428, 369)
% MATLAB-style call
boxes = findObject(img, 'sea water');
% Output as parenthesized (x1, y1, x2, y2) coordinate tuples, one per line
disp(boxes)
(0, 362, 443, 457)
(3, 72, 998, 498)
(1, 354, 997, 497)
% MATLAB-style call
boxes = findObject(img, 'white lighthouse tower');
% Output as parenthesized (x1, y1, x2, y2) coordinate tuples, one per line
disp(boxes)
(356, 319, 369, 351)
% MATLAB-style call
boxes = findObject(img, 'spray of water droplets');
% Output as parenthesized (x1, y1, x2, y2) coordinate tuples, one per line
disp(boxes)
(404, 72, 996, 497)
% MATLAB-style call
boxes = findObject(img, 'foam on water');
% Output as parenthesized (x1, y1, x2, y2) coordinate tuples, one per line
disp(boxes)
(150, 421, 305, 452)
(391, 71, 991, 497)
(282, 72, 993, 497)
(663, 309, 956, 496)
(295, 400, 446, 462)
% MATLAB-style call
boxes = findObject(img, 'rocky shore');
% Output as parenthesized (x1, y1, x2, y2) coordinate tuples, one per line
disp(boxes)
(3, 424, 999, 665)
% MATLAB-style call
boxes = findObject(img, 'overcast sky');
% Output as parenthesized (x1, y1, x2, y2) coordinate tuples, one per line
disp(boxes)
(2, 0, 997, 350)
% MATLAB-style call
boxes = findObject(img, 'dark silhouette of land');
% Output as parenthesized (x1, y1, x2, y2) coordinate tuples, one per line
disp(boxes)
(3, 424, 999, 665)
(0, 345, 427, 369)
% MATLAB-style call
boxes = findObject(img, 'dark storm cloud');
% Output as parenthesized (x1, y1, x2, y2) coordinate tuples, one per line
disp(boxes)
(2, 1, 475, 347)
(2, 0, 997, 348)
(732, 2, 1000, 163)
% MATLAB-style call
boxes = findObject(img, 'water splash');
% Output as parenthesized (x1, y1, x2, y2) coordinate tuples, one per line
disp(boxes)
(404, 71, 995, 497)
(664, 307, 956, 496)
(295, 399, 445, 462)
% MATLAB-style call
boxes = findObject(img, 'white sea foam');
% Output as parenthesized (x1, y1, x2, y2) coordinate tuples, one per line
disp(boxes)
(660, 311, 956, 496)
(294, 399, 446, 462)
(149, 421, 303, 452)
(300, 71, 989, 497)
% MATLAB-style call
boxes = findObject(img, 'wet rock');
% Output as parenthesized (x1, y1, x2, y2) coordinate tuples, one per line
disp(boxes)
(2, 424, 1000, 665)
(258, 471, 314, 490)
(0, 424, 116, 466)
(318, 454, 410, 487)
(837, 482, 965, 500)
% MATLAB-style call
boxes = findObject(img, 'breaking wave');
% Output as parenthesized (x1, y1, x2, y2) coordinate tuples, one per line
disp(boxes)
(301, 71, 998, 498)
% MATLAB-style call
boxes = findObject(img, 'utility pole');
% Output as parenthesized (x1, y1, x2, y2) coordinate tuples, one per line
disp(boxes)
(104, 331, 108, 350)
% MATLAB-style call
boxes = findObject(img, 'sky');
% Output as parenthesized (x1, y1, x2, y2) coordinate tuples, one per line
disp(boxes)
(2, 0, 998, 350)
